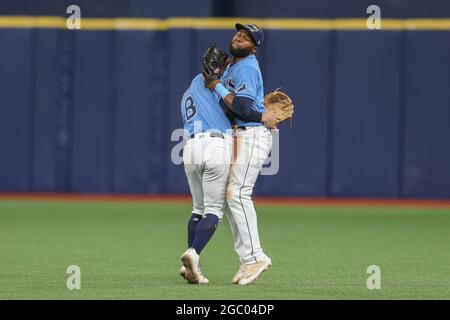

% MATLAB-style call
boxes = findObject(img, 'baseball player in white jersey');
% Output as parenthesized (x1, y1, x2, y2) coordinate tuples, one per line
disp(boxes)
(180, 44, 280, 285)
(203, 23, 276, 285)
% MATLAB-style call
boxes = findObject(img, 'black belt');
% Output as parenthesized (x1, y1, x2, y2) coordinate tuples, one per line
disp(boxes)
(235, 126, 262, 130)
(235, 126, 259, 130)
(189, 132, 224, 139)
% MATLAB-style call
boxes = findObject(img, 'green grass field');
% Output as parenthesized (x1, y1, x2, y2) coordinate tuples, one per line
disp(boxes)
(0, 199, 449, 299)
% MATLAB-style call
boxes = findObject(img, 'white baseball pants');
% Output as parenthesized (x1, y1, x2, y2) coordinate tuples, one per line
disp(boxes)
(225, 126, 272, 264)
(183, 132, 232, 220)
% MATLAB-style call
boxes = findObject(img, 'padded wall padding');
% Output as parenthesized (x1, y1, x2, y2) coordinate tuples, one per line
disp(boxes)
(0, 30, 33, 191)
(403, 32, 450, 198)
(331, 31, 401, 198)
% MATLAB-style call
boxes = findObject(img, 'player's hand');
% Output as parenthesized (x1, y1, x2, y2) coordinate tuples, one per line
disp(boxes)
(261, 110, 282, 129)
(204, 78, 221, 90)
(202, 58, 221, 90)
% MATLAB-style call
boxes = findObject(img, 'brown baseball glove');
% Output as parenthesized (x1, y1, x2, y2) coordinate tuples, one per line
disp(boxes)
(264, 89, 294, 127)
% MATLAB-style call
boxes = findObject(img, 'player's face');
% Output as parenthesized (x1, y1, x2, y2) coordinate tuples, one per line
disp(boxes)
(229, 29, 257, 58)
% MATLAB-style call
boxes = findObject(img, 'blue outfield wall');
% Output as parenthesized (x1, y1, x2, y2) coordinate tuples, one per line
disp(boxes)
(0, 26, 449, 198)
(0, 29, 33, 191)
(403, 31, 450, 199)
(33, 29, 59, 192)
(331, 31, 402, 198)
(259, 30, 331, 196)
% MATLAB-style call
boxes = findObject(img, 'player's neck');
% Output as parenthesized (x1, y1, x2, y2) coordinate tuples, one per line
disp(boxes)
(231, 54, 252, 65)
(231, 56, 243, 64)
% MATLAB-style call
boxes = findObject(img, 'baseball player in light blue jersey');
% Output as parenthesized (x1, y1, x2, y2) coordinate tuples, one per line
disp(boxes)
(204, 23, 277, 285)
(179, 46, 233, 284)
(181, 76, 231, 138)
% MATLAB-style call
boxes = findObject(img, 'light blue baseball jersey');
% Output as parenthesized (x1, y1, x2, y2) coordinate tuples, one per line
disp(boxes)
(221, 54, 266, 127)
(181, 73, 231, 136)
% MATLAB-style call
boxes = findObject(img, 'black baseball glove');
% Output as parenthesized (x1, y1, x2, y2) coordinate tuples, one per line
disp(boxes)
(202, 44, 229, 86)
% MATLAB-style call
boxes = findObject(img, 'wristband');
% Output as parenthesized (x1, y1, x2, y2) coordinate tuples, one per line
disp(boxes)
(214, 83, 230, 99)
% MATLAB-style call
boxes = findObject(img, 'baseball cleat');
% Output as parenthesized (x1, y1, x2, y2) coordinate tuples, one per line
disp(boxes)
(238, 258, 272, 286)
(231, 264, 247, 284)
(180, 248, 209, 284)
(180, 265, 209, 284)
(179, 266, 186, 279)
(196, 272, 210, 284)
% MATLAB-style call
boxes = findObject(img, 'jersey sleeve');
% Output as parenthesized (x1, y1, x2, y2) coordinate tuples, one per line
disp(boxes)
(233, 66, 259, 100)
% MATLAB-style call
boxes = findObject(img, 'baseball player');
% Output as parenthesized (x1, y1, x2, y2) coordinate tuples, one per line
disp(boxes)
(204, 23, 274, 285)
(180, 45, 280, 284)
(179, 46, 232, 285)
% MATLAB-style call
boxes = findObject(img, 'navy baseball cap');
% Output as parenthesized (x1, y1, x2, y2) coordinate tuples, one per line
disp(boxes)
(235, 23, 264, 48)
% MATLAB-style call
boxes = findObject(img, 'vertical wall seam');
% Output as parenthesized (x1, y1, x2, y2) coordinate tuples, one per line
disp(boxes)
(147, 31, 153, 194)
(325, 30, 337, 197)
(109, 30, 117, 194)
(28, 28, 37, 191)
(398, 31, 407, 198)
(151, 30, 165, 194)
(56, 29, 75, 192)
(158, 30, 170, 194)
(66, 31, 75, 192)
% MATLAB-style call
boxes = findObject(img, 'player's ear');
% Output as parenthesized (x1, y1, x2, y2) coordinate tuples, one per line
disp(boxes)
(251, 46, 258, 54)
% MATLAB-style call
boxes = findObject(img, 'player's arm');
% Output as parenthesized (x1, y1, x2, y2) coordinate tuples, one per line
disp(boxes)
(208, 68, 274, 124)
(216, 95, 238, 122)
(216, 86, 276, 124)
(219, 92, 264, 122)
